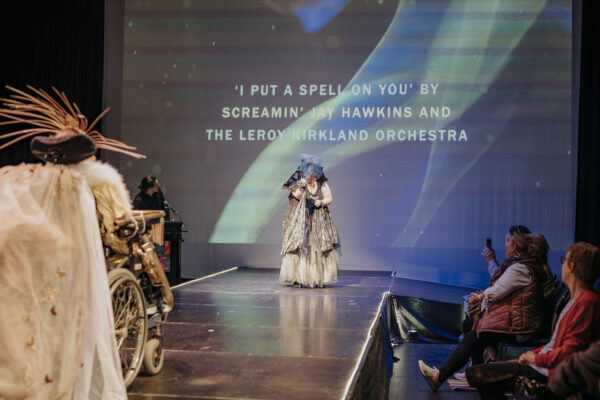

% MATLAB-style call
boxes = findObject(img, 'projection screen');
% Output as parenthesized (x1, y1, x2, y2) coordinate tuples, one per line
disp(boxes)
(111, 0, 574, 287)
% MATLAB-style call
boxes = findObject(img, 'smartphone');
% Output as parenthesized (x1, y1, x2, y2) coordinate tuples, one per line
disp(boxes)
(486, 237, 492, 249)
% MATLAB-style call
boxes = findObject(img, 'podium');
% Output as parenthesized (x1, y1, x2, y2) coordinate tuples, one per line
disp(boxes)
(163, 221, 183, 286)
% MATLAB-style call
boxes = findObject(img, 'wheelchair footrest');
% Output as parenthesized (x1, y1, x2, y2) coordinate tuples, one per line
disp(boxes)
(148, 313, 162, 329)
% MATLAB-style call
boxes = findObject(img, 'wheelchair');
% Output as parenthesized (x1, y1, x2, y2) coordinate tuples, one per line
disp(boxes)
(104, 210, 171, 387)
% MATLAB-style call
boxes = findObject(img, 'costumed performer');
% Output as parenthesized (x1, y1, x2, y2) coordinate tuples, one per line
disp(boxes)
(0, 85, 168, 399)
(280, 153, 340, 288)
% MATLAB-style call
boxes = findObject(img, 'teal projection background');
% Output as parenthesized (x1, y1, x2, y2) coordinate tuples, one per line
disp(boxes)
(117, 0, 574, 287)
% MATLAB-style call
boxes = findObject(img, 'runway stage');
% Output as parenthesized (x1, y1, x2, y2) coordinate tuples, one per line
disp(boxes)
(128, 267, 475, 400)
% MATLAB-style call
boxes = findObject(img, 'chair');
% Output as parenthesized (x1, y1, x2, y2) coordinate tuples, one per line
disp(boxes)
(544, 281, 571, 336)
(496, 280, 571, 361)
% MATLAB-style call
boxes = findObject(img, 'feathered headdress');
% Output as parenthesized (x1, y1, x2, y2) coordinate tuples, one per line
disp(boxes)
(298, 153, 323, 179)
(0, 85, 145, 159)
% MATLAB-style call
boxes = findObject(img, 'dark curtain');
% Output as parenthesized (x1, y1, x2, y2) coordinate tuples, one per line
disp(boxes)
(575, 0, 600, 246)
(0, 1, 599, 246)
(0, 0, 105, 165)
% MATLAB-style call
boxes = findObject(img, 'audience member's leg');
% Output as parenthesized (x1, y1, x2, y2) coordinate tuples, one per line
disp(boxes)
(477, 382, 513, 400)
(437, 330, 479, 381)
(466, 360, 548, 400)
(437, 331, 511, 381)
(419, 331, 519, 391)
(462, 314, 473, 334)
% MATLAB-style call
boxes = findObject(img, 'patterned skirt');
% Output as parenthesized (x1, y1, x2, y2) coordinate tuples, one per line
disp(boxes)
(280, 198, 340, 287)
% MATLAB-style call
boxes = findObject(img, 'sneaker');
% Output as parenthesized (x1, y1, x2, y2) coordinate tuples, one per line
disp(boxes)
(453, 371, 466, 380)
(418, 360, 442, 391)
(146, 305, 158, 315)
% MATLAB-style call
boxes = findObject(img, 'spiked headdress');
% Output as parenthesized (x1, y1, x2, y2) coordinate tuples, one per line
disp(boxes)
(0, 85, 145, 162)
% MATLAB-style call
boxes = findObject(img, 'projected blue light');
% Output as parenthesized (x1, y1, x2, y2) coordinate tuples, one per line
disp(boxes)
(293, 0, 349, 33)
(210, 0, 549, 247)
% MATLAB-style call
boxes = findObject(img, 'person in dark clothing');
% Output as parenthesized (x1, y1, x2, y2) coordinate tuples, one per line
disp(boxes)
(133, 175, 170, 219)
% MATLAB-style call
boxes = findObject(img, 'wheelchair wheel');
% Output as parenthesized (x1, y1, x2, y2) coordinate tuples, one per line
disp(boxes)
(143, 337, 164, 375)
(109, 268, 148, 387)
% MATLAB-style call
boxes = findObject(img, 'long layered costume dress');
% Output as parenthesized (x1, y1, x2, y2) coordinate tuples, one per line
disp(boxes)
(279, 174, 340, 288)
(0, 162, 127, 400)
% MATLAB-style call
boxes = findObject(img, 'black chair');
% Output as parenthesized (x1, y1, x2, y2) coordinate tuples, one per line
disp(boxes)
(496, 280, 571, 361)
(543, 281, 571, 337)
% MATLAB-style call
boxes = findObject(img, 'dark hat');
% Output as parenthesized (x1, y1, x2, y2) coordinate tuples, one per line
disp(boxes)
(30, 134, 97, 164)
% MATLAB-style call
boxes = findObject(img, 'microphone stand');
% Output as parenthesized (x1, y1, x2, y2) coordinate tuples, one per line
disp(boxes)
(163, 200, 183, 222)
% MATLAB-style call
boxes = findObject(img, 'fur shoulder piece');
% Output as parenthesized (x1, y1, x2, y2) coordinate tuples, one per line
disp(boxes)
(70, 160, 131, 206)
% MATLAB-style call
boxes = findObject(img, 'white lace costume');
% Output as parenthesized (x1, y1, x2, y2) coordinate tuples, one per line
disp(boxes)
(0, 162, 127, 400)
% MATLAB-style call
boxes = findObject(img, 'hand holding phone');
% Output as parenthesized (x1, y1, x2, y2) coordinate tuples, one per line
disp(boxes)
(482, 237, 496, 262)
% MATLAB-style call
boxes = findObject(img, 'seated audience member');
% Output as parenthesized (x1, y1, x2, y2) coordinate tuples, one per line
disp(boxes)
(419, 233, 546, 391)
(483, 225, 531, 278)
(464, 230, 552, 335)
(465, 242, 600, 400)
(461, 233, 555, 367)
(549, 338, 600, 399)
(462, 225, 534, 334)
(528, 233, 556, 300)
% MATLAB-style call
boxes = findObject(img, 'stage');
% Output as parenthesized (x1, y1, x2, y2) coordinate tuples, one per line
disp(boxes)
(128, 268, 479, 399)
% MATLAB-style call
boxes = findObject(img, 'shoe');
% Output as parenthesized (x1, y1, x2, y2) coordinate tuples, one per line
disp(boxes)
(453, 371, 466, 380)
(418, 360, 442, 391)
(146, 305, 158, 315)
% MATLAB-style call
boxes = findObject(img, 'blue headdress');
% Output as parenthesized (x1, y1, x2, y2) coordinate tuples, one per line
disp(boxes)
(297, 153, 323, 180)
(283, 153, 327, 188)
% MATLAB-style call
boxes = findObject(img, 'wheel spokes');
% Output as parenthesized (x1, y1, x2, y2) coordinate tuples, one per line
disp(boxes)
(110, 273, 147, 386)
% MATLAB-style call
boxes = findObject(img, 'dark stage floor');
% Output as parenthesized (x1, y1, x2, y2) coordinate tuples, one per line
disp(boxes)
(128, 268, 480, 400)
(387, 277, 480, 399)
(389, 343, 479, 400)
